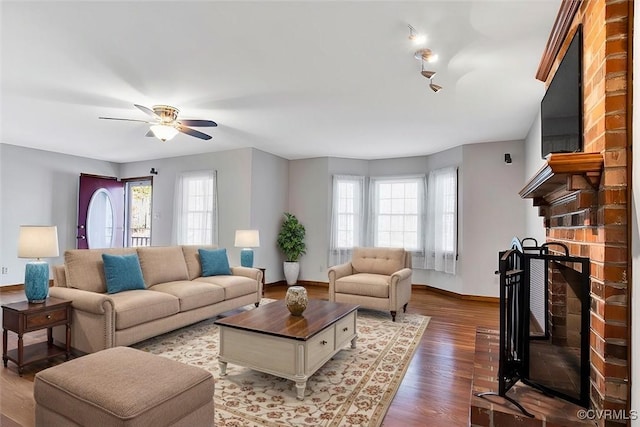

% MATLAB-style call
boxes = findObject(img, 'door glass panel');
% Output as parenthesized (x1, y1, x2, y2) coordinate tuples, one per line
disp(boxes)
(125, 179, 153, 247)
(87, 188, 115, 249)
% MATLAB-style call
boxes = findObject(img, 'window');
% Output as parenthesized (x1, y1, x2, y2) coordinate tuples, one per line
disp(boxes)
(173, 170, 217, 245)
(426, 167, 457, 274)
(370, 176, 426, 251)
(329, 175, 364, 266)
(332, 176, 364, 249)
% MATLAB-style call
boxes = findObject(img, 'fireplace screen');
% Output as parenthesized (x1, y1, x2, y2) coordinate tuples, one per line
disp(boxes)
(487, 238, 590, 413)
(523, 246, 590, 407)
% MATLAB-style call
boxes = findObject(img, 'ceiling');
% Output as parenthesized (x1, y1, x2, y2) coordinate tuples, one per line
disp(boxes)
(1, 1, 560, 163)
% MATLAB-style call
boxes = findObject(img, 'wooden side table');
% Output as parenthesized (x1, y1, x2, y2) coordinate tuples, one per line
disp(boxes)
(2, 297, 72, 376)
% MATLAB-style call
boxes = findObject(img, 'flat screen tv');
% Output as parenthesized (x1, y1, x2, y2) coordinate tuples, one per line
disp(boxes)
(541, 25, 582, 159)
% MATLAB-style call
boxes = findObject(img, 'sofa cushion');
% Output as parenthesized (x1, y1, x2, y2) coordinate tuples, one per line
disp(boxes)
(137, 246, 189, 287)
(151, 281, 225, 312)
(102, 254, 146, 294)
(194, 275, 258, 300)
(109, 290, 180, 330)
(65, 248, 137, 293)
(199, 248, 231, 276)
(182, 245, 218, 280)
(351, 247, 406, 276)
(335, 273, 390, 298)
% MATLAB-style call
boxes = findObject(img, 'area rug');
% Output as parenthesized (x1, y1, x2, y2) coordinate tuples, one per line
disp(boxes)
(133, 300, 430, 427)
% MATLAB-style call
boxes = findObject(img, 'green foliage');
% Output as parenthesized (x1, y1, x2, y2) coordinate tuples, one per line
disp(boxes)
(276, 212, 306, 262)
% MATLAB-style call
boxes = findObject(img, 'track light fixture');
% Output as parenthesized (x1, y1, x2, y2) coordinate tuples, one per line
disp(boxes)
(421, 59, 443, 93)
(415, 48, 438, 63)
(429, 82, 443, 93)
(408, 26, 442, 93)
(407, 24, 426, 45)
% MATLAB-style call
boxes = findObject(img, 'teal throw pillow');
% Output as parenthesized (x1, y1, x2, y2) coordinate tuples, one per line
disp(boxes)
(102, 253, 146, 294)
(199, 248, 231, 276)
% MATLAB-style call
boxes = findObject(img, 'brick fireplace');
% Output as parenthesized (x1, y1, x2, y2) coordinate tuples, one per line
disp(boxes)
(523, 0, 632, 424)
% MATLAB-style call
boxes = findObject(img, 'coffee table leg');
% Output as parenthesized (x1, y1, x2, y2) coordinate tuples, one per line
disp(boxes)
(219, 360, 227, 376)
(295, 381, 306, 400)
(351, 335, 357, 349)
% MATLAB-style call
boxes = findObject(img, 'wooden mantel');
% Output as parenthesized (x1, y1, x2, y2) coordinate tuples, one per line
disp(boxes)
(519, 152, 603, 205)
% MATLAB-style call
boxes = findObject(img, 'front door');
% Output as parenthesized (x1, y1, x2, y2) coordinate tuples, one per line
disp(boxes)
(77, 174, 124, 249)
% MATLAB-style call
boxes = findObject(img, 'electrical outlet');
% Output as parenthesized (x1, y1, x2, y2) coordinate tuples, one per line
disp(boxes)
(1, 267, 7, 275)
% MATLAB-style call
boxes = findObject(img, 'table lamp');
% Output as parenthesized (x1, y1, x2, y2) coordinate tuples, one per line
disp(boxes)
(234, 230, 260, 268)
(18, 225, 59, 303)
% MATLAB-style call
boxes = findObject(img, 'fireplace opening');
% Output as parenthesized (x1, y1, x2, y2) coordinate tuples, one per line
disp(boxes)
(478, 238, 590, 415)
(527, 260, 589, 404)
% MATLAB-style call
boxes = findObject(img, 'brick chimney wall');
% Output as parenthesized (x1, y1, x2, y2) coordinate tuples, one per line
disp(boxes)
(541, 1, 630, 424)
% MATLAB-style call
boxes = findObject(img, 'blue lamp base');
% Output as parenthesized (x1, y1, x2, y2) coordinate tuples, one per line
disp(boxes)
(240, 249, 254, 268)
(24, 261, 49, 303)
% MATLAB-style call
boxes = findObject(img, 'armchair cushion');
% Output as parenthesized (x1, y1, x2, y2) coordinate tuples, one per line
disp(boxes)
(335, 273, 390, 298)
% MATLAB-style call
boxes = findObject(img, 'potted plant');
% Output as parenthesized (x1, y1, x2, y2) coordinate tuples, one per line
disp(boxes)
(276, 212, 306, 285)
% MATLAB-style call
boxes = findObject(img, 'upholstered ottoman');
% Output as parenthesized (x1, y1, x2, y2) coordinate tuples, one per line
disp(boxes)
(33, 346, 214, 426)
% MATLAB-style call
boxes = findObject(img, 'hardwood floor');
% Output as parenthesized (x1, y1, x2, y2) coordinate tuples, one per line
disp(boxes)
(0, 285, 499, 427)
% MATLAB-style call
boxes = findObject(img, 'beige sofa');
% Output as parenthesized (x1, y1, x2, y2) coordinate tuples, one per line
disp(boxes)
(50, 245, 263, 354)
(328, 247, 412, 321)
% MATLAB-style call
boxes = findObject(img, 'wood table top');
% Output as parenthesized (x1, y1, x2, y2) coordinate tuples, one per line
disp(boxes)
(214, 299, 358, 341)
(1, 297, 71, 313)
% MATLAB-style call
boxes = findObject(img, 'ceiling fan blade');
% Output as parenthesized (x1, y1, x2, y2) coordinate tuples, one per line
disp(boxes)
(178, 119, 218, 127)
(134, 104, 160, 119)
(177, 124, 212, 140)
(98, 117, 152, 123)
(145, 130, 154, 137)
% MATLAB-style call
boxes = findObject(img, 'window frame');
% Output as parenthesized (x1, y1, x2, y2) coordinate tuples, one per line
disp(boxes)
(369, 175, 426, 253)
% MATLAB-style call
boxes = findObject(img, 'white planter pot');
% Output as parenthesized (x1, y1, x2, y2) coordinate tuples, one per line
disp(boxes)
(283, 261, 300, 285)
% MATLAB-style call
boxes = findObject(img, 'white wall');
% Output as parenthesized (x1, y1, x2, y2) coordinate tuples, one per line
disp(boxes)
(287, 158, 330, 282)
(118, 148, 254, 266)
(461, 141, 527, 297)
(524, 111, 547, 244)
(0, 144, 120, 285)
(250, 149, 289, 283)
(630, 1, 639, 422)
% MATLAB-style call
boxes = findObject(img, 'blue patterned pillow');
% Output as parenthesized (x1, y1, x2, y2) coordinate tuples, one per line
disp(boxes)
(102, 253, 146, 294)
(199, 248, 231, 276)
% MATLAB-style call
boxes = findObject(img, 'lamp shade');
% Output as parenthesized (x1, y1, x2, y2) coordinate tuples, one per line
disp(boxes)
(18, 226, 59, 259)
(234, 230, 260, 248)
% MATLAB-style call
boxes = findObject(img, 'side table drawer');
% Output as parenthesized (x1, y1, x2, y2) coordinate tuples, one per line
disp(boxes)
(26, 308, 68, 330)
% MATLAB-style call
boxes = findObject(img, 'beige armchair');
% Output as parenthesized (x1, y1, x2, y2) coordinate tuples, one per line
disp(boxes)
(328, 247, 412, 321)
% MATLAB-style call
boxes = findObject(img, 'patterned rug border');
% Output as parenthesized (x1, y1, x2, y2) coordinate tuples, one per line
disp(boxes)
(134, 300, 430, 427)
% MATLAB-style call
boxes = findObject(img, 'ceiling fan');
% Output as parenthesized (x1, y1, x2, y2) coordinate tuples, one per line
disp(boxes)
(99, 104, 217, 142)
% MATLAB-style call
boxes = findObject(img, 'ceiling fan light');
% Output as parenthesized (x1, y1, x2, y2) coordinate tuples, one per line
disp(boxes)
(150, 124, 179, 142)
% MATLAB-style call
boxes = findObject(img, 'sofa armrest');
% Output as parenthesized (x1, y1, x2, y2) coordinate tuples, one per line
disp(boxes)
(49, 287, 115, 315)
(49, 287, 116, 354)
(327, 263, 353, 302)
(229, 267, 263, 299)
(230, 266, 263, 283)
(390, 268, 412, 283)
(389, 268, 413, 310)
(328, 263, 353, 282)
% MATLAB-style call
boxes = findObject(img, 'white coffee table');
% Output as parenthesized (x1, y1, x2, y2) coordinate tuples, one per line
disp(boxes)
(214, 299, 358, 400)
